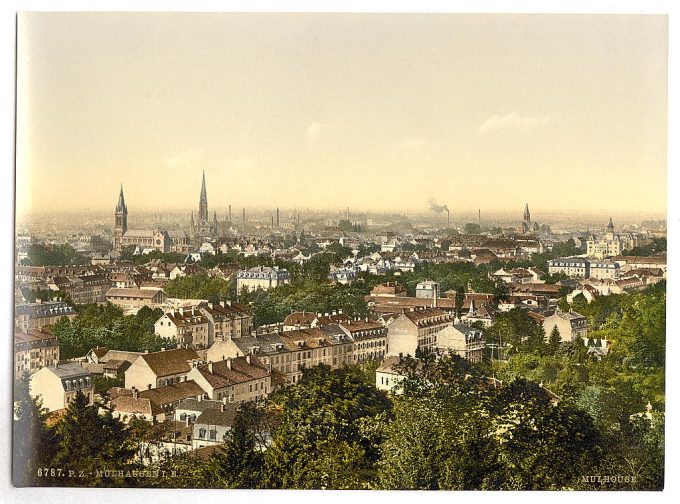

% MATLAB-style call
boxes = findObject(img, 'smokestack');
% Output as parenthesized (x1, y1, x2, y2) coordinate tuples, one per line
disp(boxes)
(242, 208, 246, 233)
(276, 207, 280, 228)
(271, 216, 274, 228)
(229, 204, 232, 223)
(478, 209, 481, 226)
(447, 209, 450, 228)
(347, 206, 349, 221)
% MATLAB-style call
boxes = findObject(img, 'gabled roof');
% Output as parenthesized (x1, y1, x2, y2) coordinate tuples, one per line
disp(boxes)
(45, 362, 91, 379)
(138, 348, 200, 377)
(137, 380, 204, 406)
(194, 357, 270, 389)
(111, 395, 162, 417)
(194, 408, 237, 428)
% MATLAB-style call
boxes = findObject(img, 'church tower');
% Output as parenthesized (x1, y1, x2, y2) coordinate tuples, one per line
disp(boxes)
(199, 170, 209, 223)
(193, 171, 216, 240)
(113, 184, 128, 251)
(522, 203, 531, 234)
(605, 217, 615, 240)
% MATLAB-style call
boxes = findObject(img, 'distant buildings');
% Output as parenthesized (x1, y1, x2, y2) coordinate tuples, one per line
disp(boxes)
(548, 257, 620, 280)
(236, 266, 290, 292)
(585, 218, 630, 259)
(547, 258, 590, 279)
(112, 185, 192, 253)
(47, 273, 110, 304)
(106, 287, 166, 314)
(14, 301, 76, 331)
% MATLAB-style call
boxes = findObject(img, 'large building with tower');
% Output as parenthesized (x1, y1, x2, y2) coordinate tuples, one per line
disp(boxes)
(586, 218, 626, 259)
(112, 185, 191, 254)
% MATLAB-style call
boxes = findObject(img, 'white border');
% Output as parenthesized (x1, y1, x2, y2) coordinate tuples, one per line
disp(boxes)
(1, 2, 677, 504)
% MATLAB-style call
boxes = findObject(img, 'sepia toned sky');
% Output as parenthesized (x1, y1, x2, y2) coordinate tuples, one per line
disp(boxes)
(16, 13, 668, 217)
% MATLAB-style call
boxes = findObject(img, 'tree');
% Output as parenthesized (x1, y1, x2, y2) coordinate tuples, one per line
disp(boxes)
(547, 325, 562, 355)
(164, 273, 231, 301)
(464, 223, 481, 235)
(204, 403, 265, 488)
(52, 390, 138, 486)
(21, 243, 90, 266)
(490, 379, 603, 490)
(263, 365, 392, 489)
(13, 372, 57, 487)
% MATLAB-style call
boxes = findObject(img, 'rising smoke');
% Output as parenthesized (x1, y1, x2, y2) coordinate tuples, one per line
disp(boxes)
(428, 199, 449, 213)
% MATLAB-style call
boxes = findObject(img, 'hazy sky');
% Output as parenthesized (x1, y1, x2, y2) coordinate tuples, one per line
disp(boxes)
(16, 13, 667, 217)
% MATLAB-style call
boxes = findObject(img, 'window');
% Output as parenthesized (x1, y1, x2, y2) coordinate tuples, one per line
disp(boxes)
(209, 430, 217, 440)
(198, 428, 206, 439)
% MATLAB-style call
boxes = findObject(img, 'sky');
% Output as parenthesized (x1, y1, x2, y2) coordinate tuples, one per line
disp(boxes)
(16, 13, 668, 217)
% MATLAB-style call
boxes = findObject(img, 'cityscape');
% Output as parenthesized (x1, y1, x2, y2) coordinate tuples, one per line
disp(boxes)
(12, 12, 667, 492)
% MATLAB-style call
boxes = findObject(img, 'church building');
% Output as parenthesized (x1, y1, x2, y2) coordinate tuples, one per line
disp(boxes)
(112, 185, 191, 254)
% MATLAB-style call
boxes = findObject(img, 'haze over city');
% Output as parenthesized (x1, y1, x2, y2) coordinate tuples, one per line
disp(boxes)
(16, 13, 667, 217)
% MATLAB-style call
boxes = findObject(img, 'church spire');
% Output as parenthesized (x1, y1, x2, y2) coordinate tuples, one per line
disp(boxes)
(523, 203, 530, 223)
(199, 170, 208, 222)
(116, 184, 127, 213)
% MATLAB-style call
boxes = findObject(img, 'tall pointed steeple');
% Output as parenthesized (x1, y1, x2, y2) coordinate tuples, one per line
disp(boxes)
(523, 203, 530, 223)
(116, 184, 127, 213)
(199, 170, 209, 223)
(113, 184, 128, 250)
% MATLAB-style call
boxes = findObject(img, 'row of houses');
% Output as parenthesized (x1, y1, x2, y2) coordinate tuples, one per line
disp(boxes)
(548, 254, 667, 282)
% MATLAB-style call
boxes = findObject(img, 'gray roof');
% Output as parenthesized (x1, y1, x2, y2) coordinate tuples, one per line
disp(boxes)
(453, 324, 483, 336)
(47, 362, 91, 379)
(230, 333, 286, 355)
(176, 398, 237, 413)
(15, 302, 76, 318)
(195, 408, 237, 428)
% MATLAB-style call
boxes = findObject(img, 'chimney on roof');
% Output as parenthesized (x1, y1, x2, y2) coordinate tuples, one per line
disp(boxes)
(246, 355, 251, 365)
(185, 415, 191, 427)
(226, 357, 232, 370)
(179, 307, 184, 315)
(197, 394, 202, 402)
(144, 349, 149, 353)
(147, 384, 152, 390)
(132, 387, 138, 399)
